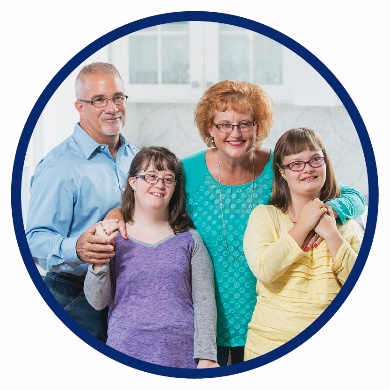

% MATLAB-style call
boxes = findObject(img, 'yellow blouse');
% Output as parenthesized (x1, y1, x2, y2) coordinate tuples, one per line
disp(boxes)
(243, 204, 364, 357)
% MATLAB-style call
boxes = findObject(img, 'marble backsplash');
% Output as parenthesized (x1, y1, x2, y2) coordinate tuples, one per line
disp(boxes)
(122, 102, 369, 202)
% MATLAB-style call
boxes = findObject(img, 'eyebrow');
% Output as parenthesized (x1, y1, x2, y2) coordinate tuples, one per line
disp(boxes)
(285, 152, 322, 163)
(145, 170, 174, 177)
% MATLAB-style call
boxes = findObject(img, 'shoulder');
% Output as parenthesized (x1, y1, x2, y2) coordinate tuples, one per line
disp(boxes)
(182, 150, 206, 169)
(250, 204, 280, 220)
(35, 136, 76, 172)
(187, 227, 202, 242)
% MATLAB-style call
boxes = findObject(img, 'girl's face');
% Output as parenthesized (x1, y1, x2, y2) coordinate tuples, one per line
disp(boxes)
(129, 163, 176, 212)
(208, 108, 258, 160)
(280, 148, 326, 198)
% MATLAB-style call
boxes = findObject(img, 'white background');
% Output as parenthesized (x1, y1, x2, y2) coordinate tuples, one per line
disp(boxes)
(3, 1, 387, 388)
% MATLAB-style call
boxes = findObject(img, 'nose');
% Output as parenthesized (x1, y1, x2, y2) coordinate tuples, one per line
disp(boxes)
(304, 162, 315, 172)
(154, 177, 165, 188)
(230, 125, 242, 137)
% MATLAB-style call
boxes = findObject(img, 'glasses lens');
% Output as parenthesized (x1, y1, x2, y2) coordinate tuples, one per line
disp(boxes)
(113, 96, 126, 105)
(92, 98, 108, 108)
(238, 122, 253, 131)
(310, 157, 325, 167)
(290, 162, 305, 171)
(163, 178, 175, 187)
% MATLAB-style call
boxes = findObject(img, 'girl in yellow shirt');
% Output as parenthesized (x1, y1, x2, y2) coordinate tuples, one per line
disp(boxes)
(243, 127, 363, 360)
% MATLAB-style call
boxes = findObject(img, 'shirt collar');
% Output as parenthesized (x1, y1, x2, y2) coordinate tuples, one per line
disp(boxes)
(72, 123, 127, 159)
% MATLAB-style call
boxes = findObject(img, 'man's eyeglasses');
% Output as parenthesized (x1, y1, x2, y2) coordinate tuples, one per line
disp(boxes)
(79, 95, 128, 108)
(213, 121, 256, 133)
(280, 156, 327, 172)
(135, 174, 176, 187)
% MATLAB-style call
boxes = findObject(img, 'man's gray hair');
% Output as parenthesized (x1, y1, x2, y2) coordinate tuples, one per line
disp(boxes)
(75, 62, 122, 99)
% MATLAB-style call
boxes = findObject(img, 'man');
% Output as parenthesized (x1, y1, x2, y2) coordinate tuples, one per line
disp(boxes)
(25, 62, 138, 341)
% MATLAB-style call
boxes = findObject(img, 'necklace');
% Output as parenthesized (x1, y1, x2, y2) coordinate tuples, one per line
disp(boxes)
(217, 150, 256, 263)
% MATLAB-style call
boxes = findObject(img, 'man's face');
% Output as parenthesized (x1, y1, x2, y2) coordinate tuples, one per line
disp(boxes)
(75, 72, 126, 141)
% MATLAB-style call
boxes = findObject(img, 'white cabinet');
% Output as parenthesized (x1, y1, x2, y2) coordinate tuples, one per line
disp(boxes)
(110, 22, 293, 104)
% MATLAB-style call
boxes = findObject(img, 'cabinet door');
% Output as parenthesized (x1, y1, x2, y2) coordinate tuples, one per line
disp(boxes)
(111, 22, 205, 102)
(111, 21, 286, 103)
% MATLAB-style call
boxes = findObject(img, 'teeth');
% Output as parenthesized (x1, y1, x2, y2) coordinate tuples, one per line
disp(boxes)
(151, 192, 164, 197)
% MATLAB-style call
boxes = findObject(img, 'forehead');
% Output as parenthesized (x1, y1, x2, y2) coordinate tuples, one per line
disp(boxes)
(82, 73, 124, 97)
(142, 162, 174, 174)
(213, 108, 253, 119)
(283, 147, 323, 161)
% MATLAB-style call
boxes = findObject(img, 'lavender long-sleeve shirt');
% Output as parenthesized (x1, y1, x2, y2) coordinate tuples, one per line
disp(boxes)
(84, 228, 217, 368)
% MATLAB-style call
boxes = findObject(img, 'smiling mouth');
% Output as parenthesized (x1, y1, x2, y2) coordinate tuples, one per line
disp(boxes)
(227, 140, 245, 146)
(150, 192, 164, 197)
(301, 176, 317, 181)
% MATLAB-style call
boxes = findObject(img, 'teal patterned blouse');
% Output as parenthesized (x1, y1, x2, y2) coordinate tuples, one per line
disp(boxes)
(182, 150, 365, 347)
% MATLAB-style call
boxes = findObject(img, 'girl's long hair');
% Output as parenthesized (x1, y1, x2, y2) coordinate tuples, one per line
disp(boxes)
(270, 127, 340, 212)
(121, 146, 194, 233)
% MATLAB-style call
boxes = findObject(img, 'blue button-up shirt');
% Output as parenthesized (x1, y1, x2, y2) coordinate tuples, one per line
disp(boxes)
(25, 124, 138, 275)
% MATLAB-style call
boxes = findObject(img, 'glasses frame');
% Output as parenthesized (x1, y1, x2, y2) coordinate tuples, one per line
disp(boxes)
(135, 174, 177, 187)
(213, 121, 257, 133)
(79, 95, 128, 108)
(280, 156, 327, 172)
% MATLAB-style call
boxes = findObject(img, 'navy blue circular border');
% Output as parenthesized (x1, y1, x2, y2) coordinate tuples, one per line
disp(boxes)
(12, 11, 378, 379)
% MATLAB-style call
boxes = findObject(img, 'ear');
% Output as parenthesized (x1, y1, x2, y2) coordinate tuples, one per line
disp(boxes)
(74, 100, 84, 115)
(279, 168, 287, 180)
(129, 177, 136, 191)
(207, 124, 215, 139)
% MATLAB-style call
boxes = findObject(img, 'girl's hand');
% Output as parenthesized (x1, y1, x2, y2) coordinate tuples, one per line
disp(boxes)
(314, 204, 338, 240)
(104, 208, 127, 239)
(95, 219, 121, 241)
(297, 198, 328, 232)
(197, 359, 219, 368)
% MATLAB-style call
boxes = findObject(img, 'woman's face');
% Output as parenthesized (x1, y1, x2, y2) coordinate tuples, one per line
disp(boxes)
(280, 148, 326, 199)
(208, 109, 258, 160)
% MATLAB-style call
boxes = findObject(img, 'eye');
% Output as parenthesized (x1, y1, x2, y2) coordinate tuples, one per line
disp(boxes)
(291, 161, 303, 167)
(220, 123, 232, 129)
(239, 122, 251, 128)
(93, 97, 106, 104)
(113, 96, 125, 103)
(164, 178, 175, 184)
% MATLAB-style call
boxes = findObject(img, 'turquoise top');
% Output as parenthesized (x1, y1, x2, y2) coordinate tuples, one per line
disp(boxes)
(182, 149, 365, 347)
(182, 150, 274, 347)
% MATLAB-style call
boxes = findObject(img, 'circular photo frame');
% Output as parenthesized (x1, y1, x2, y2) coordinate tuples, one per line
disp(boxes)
(12, 11, 378, 379)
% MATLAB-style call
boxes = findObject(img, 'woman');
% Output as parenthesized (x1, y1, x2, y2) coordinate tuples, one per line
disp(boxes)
(103, 81, 365, 365)
(84, 147, 218, 369)
(242, 127, 363, 359)
(181, 81, 365, 365)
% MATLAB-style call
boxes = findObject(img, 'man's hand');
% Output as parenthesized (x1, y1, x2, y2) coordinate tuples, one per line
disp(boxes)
(76, 223, 117, 264)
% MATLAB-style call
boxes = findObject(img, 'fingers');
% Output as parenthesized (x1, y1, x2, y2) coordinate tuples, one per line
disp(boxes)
(96, 219, 127, 240)
(313, 234, 324, 248)
(119, 223, 128, 239)
(302, 230, 322, 251)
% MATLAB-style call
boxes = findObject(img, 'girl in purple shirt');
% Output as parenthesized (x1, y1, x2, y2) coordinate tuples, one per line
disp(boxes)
(84, 146, 218, 369)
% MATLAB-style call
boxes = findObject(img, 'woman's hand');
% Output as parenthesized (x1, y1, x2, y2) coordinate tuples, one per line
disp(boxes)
(104, 208, 127, 239)
(197, 359, 219, 368)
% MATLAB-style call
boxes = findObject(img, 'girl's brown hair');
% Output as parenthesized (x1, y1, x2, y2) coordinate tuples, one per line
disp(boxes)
(270, 127, 340, 212)
(121, 146, 194, 233)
